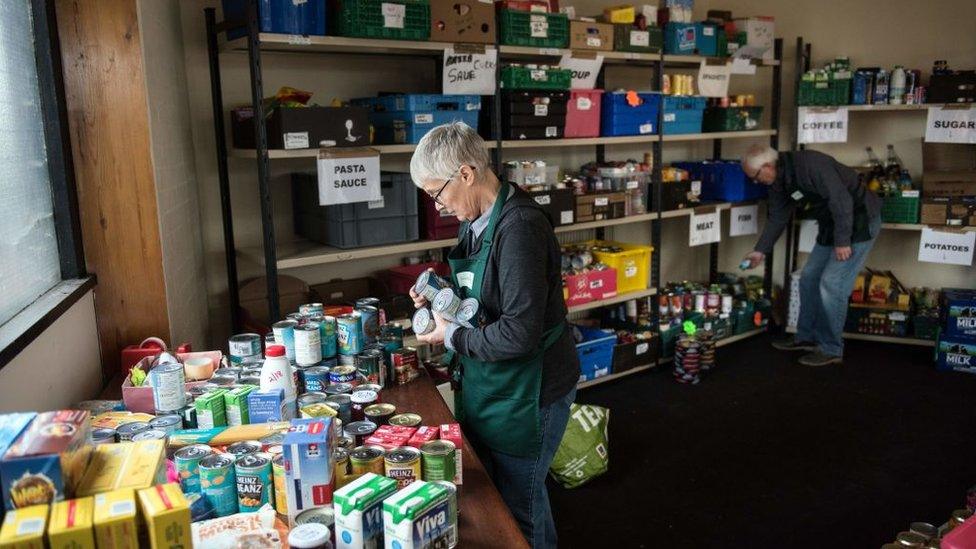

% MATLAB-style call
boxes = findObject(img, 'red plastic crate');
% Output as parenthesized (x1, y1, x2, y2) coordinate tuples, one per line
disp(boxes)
(419, 191, 461, 239)
(381, 262, 451, 296)
(565, 89, 604, 138)
(563, 268, 617, 307)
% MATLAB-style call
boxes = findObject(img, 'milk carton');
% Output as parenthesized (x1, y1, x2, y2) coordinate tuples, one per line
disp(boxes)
(383, 481, 452, 549)
(282, 418, 335, 526)
(334, 472, 397, 549)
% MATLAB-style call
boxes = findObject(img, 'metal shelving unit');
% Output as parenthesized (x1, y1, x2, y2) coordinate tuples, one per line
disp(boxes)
(206, 3, 783, 334)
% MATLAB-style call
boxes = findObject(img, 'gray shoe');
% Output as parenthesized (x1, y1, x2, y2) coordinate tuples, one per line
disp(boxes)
(771, 337, 817, 352)
(798, 351, 842, 367)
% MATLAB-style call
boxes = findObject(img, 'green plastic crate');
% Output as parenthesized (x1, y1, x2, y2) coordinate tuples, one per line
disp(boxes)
(612, 24, 662, 53)
(913, 315, 940, 340)
(880, 193, 920, 223)
(499, 9, 569, 48)
(702, 106, 764, 132)
(500, 65, 571, 90)
(798, 76, 850, 106)
(333, 0, 430, 41)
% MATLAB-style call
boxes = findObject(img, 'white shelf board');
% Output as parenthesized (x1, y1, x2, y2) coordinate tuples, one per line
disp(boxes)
(567, 288, 659, 314)
(223, 33, 458, 56)
(663, 54, 780, 66)
(578, 362, 656, 389)
(554, 212, 658, 233)
(662, 129, 777, 142)
(498, 45, 661, 65)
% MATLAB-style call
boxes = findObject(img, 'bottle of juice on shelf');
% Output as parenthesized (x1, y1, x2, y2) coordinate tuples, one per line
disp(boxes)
(259, 344, 297, 420)
(889, 66, 906, 105)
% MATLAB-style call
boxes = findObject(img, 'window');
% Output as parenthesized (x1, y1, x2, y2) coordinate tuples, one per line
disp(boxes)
(0, 0, 88, 366)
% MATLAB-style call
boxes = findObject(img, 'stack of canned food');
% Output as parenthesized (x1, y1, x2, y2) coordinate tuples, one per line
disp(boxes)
(880, 509, 973, 548)
(412, 270, 482, 335)
(672, 329, 715, 385)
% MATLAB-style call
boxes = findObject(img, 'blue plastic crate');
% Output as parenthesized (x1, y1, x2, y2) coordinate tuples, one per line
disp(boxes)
(222, 0, 327, 40)
(672, 160, 769, 201)
(664, 22, 697, 55)
(695, 22, 721, 56)
(601, 92, 660, 136)
(575, 326, 616, 382)
(369, 110, 480, 144)
(662, 95, 705, 134)
(351, 94, 481, 114)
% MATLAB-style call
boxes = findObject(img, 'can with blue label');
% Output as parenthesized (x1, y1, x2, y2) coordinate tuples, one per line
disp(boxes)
(272, 320, 298, 361)
(300, 302, 325, 316)
(235, 452, 273, 512)
(150, 362, 186, 414)
(337, 314, 363, 356)
(314, 315, 338, 358)
(200, 453, 239, 517)
(304, 366, 331, 393)
(356, 305, 380, 345)
(175, 444, 213, 494)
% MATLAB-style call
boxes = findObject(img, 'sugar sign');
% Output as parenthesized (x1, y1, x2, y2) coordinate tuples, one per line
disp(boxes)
(318, 149, 381, 205)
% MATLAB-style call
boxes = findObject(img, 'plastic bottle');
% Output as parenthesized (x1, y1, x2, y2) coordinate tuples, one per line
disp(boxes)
(873, 69, 889, 104)
(260, 344, 297, 420)
(890, 66, 906, 105)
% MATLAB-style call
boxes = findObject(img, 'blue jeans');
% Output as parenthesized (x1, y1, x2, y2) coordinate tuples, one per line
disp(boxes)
(483, 387, 576, 549)
(797, 216, 882, 357)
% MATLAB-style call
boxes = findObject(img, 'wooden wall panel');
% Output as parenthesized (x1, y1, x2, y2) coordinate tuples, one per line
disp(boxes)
(55, 0, 169, 376)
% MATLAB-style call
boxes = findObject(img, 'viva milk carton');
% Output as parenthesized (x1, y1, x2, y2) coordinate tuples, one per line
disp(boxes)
(382, 481, 452, 549)
(334, 472, 397, 549)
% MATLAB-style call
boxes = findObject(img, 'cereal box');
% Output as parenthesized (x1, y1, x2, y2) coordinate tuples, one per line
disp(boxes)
(224, 386, 256, 426)
(438, 424, 463, 485)
(382, 481, 451, 549)
(247, 389, 284, 424)
(76, 440, 166, 496)
(282, 418, 335, 526)
(137, 483, 191, 549)
(0, 503, 48, 549)
(47, 497, 95, 549)
(406, 426, 439, 449)
(195, 390, 227, 429)
(92, 488, 138, 549)
(334, 473, 397, 549)
(1, 410, 91, 510)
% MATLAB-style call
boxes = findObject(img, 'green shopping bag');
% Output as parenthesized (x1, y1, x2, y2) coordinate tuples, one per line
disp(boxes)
(549, 403, 610, 488)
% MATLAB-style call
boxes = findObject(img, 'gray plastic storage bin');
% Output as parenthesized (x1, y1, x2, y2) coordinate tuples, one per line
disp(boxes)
(292, 172, 419, 249)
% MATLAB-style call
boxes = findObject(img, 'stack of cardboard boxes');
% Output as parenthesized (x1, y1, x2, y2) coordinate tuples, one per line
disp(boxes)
(920, 142, 976, 227)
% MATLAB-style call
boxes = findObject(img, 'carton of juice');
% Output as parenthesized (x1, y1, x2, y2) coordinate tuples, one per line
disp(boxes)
(195, 390, 227, 429)
(47, 497, 95, 549)
(0, 503, 48, 549)
(225, 386, 256, 426)
(382, 481, 451, 549)
(137, 483, 191, 549)
(92, 488, 138, 549)
(282, 418, 335, 526)
(334, 472, 397, 549)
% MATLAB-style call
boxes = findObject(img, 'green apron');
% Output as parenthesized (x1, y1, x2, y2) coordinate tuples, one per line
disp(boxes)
(447, 183, 565, 458)
(781, 152, 872, 247)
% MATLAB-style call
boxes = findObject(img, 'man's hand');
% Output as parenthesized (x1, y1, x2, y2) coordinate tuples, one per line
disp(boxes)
(834, 246, 852, 261)
(408, 268, 434, 309)
(415, 311, 448, 346)
(743, 251, 765, 269)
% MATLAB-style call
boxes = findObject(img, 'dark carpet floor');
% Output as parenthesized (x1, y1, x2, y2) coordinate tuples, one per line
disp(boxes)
(548, 333, 976, 549)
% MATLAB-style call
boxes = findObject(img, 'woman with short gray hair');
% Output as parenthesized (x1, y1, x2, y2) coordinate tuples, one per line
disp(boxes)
(408, 122, 579, 548)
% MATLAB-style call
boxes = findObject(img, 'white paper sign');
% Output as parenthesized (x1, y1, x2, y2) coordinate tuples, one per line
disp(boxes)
(690, 211, 721, 246)
(730, 57, 757, 75)
(697, 61, 731, 98)
(317, 154, 381, 205)
(918, 228, 975, 266)
(730, 204, 759, 237)
(443, 47, 497, 95)
(797, 107, 849, 144)
(925, 107, 976, 144)
(797, 219, 818, 253)
(529, 14, 548, 37)
(558, 54, 604, 90)
(382, 3, 405, 28)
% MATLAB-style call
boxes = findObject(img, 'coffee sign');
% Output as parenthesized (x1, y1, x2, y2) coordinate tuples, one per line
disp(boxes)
(797, 107, 849, 144)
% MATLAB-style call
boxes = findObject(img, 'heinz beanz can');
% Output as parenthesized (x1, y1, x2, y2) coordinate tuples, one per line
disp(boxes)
(200, 453, 238, 517)
(150, 362, 186, 413)
(272, 320, 298, 361)
(356, 305, 380, 345)
(318, 315, 338, 358)
(337, 314, 364, 356)
(300, 303, 324, 317)
(295, 324, 323, 367)
(385, 446, 422, 489)
(229, 333, 262, 364)
(235, 452, 273, 512)
(175, 444, 213, 494)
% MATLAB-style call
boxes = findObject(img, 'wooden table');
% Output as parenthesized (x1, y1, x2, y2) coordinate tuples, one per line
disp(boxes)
(100, 374, 528, 549)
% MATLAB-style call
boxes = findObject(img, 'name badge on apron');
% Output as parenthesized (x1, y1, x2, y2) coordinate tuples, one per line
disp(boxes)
(456, 271, 475, 290)
(791, 190, 804, 201)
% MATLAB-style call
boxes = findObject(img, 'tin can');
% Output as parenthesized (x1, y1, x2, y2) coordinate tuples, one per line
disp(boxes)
(693, 292, 706, 312)
(412, 308, 435, 336)
(389, 413, 422, 428)
(434, 480, 459, 547)
(299, 303, 325, 317)
(295, 505, 335, 530)
(200, 453, 238, 517)
(235, 452, 273, 512)
(271, 453, 288, 516)
(116, 421, 151, 441)
(226, 440, 263, 458)
(180, 404, 198, 429)
(240, 374, 261, 386)
(131, 429, 167, 442)
(349, 446, 385, 477)
(706, 291, 721, 310)
(175, 444, 213, 494)
(414, 271, 451, 301)
(150, 362, 186, 413)
(364, 403, 396, 425)
(318, 315, 338, 358)
(264, 331, 275, 347)
(432, 288, 462, 318)
(658, 295, 669, 316)
(337, 314, 364, 356)
(287, 312, 307, 325)
(455, 298, 480, 328)
(325, 394, 353, 425)
(229, 333, 262, 364)
(910, 522, 937, 541)
(380, 322, 404, 340)
(298, 391, 329, 409)
(91, 428, 117, 445)
(303, 366, 331, 393)
(385, 446, 422, 489)
(295, 324, 323, 367)
(338, 353, 357, 367)
(272, 320, 298, 361)
(669, 293, 682, 315)
(324, 382, 353, 396)
(329, 365, 358, 386)
(356, 305, 380, 345)
(350, 390, 378, 422)
(358, 383, 383, 400)
(210, 374, 237, 386)
(337, 435, 355, 451)
(345, 420, 378, 447)
(355, 352, 382, 386)
(721, 294, 733, 314)
(420, 440, 457, 482)
(333, 447, 351, 490)
(149, 414, 183, 435)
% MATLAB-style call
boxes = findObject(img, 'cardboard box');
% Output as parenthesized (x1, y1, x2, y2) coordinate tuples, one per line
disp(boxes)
(922, 141, 976, 198)
(382, 481, 452, 549)
(563, 268, 618, 307)
(569, 19, 613, 51)
(76, 440, 167, 497)
(225, 385, 256, 427)
(195, 389, 228, 430)
(526, 188, 575, 226)
(943, 288, 976, 339)
(47, 498, 95, 549)
(92, 489, 138, 549)
(406, 426, 440, 449)
(1, 410, 91, 510)
(0, 503, 48, 549)
(364, 425, 416, 451)
(574, 192, 627, 222)
(137, 484, 191, 549)
(921, 199, 950, 225)
(247, 389, 284, 424)
(231, 106, 371, 150)
(936, 335, 976, 374)
(430, 0, 495, 44)
(283, 418, 336, 525)
(334, 473, 398, 549)
(438, 423, 464, 485)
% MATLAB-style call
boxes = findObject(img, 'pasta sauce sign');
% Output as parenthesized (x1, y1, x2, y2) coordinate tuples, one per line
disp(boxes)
(317, 150, 381, 205)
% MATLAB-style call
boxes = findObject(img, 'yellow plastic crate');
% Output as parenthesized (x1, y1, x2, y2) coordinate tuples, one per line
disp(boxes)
(586, 240, 653, 294)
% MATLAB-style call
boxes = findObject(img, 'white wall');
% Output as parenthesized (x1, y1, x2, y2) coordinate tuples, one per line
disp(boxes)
(0, 291, 102, 412)
(162, 0, 975, 348)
